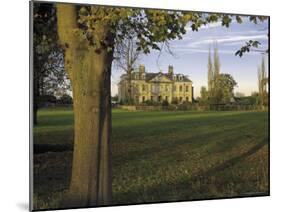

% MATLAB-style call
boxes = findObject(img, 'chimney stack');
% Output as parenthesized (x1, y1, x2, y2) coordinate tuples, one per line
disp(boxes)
(168, 65, 174, 75)
(139, 64, 145, 73)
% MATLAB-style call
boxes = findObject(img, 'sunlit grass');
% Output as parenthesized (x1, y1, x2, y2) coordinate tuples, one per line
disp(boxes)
(33, 108, 269, 209)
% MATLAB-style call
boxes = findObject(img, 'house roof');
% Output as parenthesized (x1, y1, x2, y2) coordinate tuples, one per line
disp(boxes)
(119, 70, 192, 83)
(136, 72, 192, 83)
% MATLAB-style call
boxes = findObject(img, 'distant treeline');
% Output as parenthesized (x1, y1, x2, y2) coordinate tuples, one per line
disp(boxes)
(38, 94, 73, 107)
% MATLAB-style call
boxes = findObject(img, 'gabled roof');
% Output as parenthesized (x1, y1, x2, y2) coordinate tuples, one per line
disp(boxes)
(147, 72, 173, 82)
(147, 72, 192, 83)
(120, 71, 192, 83)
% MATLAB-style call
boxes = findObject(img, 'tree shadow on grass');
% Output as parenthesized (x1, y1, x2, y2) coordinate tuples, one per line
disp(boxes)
(112, 121, 261, 168)
(113, 139, 268, 204)
(34, 144, 73, 154)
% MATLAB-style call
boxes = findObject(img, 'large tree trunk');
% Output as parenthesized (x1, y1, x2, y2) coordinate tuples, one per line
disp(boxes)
(57, 4, 112, 207)
(69, 49, 112, 207)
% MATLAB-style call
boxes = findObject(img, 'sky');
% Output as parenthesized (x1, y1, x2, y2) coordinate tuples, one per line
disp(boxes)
(111, 15, 269, 98)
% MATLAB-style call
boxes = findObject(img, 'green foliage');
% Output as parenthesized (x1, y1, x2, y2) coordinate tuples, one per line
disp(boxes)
(73, 6, 268, 55)
(222, 15, 232, 27)
(58, 94, 73, 105)
(34, 3, 58, 56)
(200, 86, 208, 104)
(141, 100, 161, 106)
(38, 94, 57, 106)
(209, 73, 237, 104)
(171, 98, 179, 105)
(162, 100, 169, 107)
(33, 3, 71, 118)
(111, 94, 119, 102)
(235, 40, 262, 57)
(207, 47, 237, 104)
(235, 96, 258, 105)
(74, 7, 193, 53)
(235, 15, 243, 24)
(122, 97, 135, 105)
(217, 73, 237, 103)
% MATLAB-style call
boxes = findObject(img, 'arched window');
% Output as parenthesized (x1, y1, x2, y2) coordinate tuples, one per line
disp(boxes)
(179, 97, 183, 102)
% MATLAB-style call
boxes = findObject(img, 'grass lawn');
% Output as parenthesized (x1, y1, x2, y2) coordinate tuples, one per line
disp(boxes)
(33, 108, 269, 209)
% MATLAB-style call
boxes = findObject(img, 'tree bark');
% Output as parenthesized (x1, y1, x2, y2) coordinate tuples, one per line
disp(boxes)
(56, 4, 112, 207)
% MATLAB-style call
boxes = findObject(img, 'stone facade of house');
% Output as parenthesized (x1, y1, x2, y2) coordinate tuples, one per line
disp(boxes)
(118, 65, 193, 104)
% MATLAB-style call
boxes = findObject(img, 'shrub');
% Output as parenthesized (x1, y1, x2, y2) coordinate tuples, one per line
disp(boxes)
(143, 100, 154, 106)
(171, 98, 179, 105)
(59, 94, 73, 105)
(123, 98, 135, 105)
(178, 104, 188, 110)
(162, 100, 169, 107)
(38, 94, 57, 107)
(167, 104, 177, 111)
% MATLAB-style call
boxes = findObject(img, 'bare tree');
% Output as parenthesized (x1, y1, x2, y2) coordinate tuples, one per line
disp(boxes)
(114, 33, 141, 101)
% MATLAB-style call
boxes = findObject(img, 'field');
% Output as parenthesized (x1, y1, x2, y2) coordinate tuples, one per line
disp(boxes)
(33, 108, 269, 210)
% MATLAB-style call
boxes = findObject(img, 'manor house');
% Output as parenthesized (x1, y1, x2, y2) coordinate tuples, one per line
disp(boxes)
(118, 65, 193, 104)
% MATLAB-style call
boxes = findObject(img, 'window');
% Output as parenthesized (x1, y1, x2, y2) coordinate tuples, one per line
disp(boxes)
(151, 96, 153, 101)
(186, 85, 189, 92)
(186, 96, 189, 102)
(142, 96, 145, 102)
(165, 85, 168, 91)
(158, 96, 162, 102)
(179, 97, 183, 102)
(165, 96, 168, 101)
(179, 85, 182, 92)
(142, 84, 145, 91)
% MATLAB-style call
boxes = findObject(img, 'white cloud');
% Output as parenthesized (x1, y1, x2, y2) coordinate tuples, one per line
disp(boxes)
(187, 34, 268, 48)
(175, 48, 262, 55)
